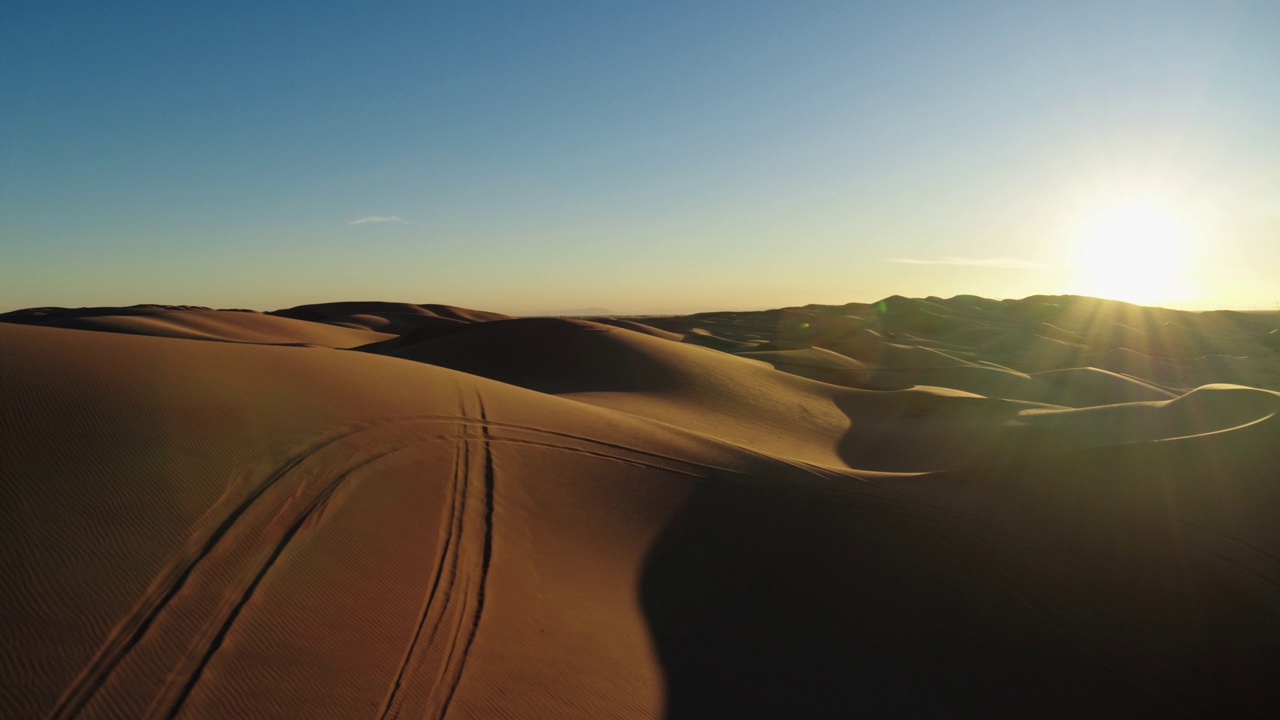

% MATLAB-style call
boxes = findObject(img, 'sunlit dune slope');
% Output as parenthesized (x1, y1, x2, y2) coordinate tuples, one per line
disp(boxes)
(0, 322, 802, 720)
(3, 294, 1280, 718)
(0, 305, 392, 348)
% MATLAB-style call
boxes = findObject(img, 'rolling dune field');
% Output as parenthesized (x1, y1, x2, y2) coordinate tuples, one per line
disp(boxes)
(3, 294, 1280, 718)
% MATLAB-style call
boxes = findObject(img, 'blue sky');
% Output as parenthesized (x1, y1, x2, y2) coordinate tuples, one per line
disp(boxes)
(2, 1, 1277, 313)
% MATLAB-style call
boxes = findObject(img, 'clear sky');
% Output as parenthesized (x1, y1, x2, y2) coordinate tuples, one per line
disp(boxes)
(2, 1, 1277, 314)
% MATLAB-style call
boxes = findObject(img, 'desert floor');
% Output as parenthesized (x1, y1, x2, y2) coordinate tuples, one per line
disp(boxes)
(3, 294, 1279, 718)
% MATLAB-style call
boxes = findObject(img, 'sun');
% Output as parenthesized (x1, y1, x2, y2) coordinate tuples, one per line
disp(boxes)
(1069, 200, 1196, 305)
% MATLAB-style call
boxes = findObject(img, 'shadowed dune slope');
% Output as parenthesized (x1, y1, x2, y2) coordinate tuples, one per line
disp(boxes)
(270, 301, 514, 334)
(650, 411, 1280, 718)
(631, 294, 1280, 391)
(4, 295, 1280, 718)
(781, 364, 1178, 408)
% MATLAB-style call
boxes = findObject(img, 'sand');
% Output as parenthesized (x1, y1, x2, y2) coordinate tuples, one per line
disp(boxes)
(2, 295, 1279, 718)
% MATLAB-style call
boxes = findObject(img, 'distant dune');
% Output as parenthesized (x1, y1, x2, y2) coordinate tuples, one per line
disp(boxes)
(3, 295, 1280, 717)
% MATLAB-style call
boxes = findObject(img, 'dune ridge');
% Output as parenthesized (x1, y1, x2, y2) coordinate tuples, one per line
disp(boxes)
(3, 294, 1280, 717)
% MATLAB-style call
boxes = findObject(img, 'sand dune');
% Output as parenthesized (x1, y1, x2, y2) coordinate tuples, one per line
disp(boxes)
(270, 302, 514, 335)
(0, 305, 392, 348)
(3, 295, 1280, 717)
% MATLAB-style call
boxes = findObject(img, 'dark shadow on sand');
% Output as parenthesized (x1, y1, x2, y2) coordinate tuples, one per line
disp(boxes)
(636, 451, 1280, 717)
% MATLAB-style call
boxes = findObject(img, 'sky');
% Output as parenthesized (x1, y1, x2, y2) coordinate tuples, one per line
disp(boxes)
(2, 1, 1277, 314)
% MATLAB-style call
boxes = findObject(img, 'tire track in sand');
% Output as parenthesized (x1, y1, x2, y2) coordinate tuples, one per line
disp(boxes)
(48, 422, 422, 720)
(376, 411, 468, 720)
(154, 445, 407, 719)
(46, 424, 380, 720)
(377, 391, 494, 720)
(435, 391, 496, 719)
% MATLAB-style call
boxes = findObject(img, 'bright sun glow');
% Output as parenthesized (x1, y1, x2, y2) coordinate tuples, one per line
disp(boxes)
(1070, 200, 1197, 305)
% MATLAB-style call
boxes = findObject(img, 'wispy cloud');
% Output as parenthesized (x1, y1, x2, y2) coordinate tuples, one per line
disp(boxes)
(884, 256, 1046, 269)
(348, 215, 408, 225)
